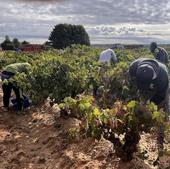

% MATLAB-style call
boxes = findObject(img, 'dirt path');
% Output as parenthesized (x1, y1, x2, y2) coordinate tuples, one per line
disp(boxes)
(0, 90, 170, 169)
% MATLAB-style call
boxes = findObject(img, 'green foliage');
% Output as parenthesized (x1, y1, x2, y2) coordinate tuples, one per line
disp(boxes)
(0, 45, 101, 104)
(59, 94, 166, 161)
(68, 127, 80, 140)
(49, 24, 90, 49)
(0, 45, 169, 162)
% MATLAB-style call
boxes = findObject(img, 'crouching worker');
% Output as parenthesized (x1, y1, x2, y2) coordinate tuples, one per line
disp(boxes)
(129, 58, 169, 107)
(150, 42, 169, 65)
(99, 48, 118, 65)
(93, 49, 118, 96)
(129, 58, 169, 156)
(1, 63, 31, 112)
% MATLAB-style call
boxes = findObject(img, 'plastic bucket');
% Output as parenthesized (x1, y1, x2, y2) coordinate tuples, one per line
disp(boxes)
(11, 96, 30, 111)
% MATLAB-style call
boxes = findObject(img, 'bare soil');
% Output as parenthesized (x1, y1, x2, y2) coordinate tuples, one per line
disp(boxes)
(0, 90, 170, 169)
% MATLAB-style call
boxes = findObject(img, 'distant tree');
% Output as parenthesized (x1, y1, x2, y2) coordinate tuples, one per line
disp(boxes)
(1, 35, 14, 50)
(21, 41, 30, 45)
(49, 24, 90, 49)
(13, 38, 20, 48)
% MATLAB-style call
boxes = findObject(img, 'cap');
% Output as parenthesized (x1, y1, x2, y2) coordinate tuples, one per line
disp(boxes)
(136, 64, 156, 90)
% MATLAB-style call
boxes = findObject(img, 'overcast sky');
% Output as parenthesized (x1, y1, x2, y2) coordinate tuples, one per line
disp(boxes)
(1, 0, 170, 44)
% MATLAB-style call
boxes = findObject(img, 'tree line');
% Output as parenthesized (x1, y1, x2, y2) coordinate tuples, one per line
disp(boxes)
(1, 24, 90, 50)
(1, 35, 30, 50)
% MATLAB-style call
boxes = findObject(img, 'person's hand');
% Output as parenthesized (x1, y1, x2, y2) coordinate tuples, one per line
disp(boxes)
(158, 101, 165, 109)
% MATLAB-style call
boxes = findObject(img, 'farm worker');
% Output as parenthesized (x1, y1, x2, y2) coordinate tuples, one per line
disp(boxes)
(1, 63, 31, 111)
(150, 42, 169, 64)
(129, 58, 169, 108)
(92, 49, 117, 96)
(129, 58, 169, 154)
(99, 49, 117, 65)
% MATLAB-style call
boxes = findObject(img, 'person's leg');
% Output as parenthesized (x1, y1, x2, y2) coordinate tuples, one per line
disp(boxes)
(2, 83, 12, 108)
(12, 85, 23, 111)
(164, 86, 170, 115)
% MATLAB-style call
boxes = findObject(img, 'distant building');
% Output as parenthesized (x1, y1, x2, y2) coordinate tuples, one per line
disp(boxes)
(124, 44, 144, 49)
(20, 44, 45, 52)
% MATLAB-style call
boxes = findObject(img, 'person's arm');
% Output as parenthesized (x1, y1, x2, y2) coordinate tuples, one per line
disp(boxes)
(151, 67, 169, 106)
(129, 59, 141, 77)
(163, 48, 169, 64)
(156, 47, 168, 64)
(150, 91, 166, 105)
(153, 48, 160, 60)
(164, 85, 170, 114)
(110, 52, 118, 64)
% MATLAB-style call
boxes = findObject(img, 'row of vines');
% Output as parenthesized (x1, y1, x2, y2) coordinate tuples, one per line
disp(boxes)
(0, 45, 169, 162)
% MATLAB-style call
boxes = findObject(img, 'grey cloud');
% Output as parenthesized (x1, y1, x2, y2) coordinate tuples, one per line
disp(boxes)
(1, 0, 170, 44)
(87, 26, 145, 37)
(2, 0, 170, 24)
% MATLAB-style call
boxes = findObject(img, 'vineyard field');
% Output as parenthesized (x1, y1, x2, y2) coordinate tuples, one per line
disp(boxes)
(0, 45, 170, 169)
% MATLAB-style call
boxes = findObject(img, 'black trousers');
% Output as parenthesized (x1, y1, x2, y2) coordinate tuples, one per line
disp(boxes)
(2, 82, 23, 111)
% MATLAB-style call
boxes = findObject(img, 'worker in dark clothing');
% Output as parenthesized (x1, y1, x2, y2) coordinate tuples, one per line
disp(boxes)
(150, 42, 169, 65)
(129, 58, 169, 157)
(129, 58, 169, 106)
(1, 63, 31, 111)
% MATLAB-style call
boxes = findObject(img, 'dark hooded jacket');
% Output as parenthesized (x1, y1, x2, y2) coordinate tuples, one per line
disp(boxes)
(129, 58, 169, 104)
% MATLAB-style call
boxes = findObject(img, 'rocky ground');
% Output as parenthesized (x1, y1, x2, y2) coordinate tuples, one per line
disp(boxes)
(0, 90, 170, 169)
